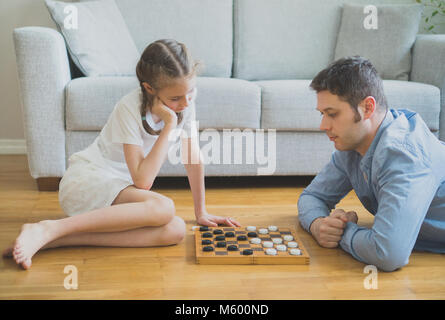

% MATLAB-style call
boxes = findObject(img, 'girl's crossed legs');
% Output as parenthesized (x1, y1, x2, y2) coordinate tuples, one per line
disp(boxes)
(2, 185, 186, 269)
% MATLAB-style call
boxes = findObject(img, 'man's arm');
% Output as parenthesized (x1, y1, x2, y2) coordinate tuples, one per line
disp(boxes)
(298, 151, 353, 236)
(339, 144, 438, 272)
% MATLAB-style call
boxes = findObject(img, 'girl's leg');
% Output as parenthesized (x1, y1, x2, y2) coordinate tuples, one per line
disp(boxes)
(40, 216, 186, 249)
(4, 186, 185, 269)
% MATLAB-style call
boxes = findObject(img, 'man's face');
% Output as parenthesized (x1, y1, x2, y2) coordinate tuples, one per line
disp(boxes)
(316, 90, 367, 152)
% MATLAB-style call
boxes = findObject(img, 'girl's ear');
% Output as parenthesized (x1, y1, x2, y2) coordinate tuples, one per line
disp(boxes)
(142, 82, 155, 95)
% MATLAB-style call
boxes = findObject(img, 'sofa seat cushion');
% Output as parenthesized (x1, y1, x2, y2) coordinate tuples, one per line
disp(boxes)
(194, 77, 261, 129)
(256, 80, 318, 131)
(257, 80, 440, 132)
(66, 76, 139, 131)
(66, 76, 261, 131)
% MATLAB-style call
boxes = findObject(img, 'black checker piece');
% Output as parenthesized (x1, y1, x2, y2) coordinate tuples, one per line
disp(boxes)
(216, 241, 227, 248)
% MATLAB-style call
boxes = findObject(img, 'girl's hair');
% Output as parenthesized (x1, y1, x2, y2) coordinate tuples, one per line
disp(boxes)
(136, 39, 200, 135)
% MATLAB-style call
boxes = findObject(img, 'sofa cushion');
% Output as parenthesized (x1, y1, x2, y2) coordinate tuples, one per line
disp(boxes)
(383, 81, 440, 132)
(66, 77, 261, 131)
(334, 4, 422, 80)
(194, 77, 261, 129)
(233, 0, 343, 80)
(46, 0, 140, 76)
(257, 80, 440, 132)
(111, 0, 233, 78)
(256, 80, 318, 130)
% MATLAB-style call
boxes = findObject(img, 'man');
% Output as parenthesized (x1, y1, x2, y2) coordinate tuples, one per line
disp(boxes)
(298, 56, 445, 272)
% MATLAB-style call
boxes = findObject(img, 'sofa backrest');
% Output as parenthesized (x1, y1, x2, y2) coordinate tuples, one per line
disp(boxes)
(233, 0, 341, 81)
(112, 0, 233, 78)
(77, 0, 421, 80)
(233, 0, 417, 81)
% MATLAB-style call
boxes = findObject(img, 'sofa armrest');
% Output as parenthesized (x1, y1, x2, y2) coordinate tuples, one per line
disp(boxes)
(411, 34, 445, 141)
(13, 26, 71, 179)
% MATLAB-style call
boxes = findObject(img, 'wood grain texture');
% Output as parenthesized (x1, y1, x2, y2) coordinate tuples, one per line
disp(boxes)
(1, 155, 445, 300)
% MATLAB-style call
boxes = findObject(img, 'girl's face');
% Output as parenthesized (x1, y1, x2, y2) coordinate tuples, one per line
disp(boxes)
(155, 77, 196, 113)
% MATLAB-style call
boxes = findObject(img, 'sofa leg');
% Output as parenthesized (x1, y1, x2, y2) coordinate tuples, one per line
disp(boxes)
(36, 178, 61, 191)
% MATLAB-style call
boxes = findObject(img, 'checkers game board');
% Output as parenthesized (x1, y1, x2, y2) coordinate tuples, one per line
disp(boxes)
(194, 226, 310, 265)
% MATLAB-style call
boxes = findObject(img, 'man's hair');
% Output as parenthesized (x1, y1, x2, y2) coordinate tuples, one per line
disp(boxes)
(310, 56, 388, 120)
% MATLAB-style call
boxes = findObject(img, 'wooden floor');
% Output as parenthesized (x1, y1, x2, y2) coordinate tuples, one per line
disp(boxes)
(1, 155, 444, 300)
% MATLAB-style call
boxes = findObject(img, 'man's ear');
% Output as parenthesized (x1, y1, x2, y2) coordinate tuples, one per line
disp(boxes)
(361, 96, 376, 120)
(142, 82, 155, 95)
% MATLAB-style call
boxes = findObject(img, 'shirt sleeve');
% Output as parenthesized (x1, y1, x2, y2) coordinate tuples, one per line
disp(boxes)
(339, 141, 438, 272)
(297, 151, 353, 232)
(110, 102, 144, 146)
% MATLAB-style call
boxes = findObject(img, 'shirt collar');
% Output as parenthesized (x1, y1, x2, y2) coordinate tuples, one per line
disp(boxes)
(359, 109, 394, 171)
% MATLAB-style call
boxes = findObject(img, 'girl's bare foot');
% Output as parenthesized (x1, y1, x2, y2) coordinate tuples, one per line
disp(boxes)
(12, 220, 58, 270)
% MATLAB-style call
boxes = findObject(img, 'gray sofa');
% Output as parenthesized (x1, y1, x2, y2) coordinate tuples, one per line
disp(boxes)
(13, 0, 445, 191)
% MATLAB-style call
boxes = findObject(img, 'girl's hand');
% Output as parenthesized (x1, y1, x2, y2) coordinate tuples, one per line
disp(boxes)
(196, 212, 241, 228)
(151, 96, 177, 125)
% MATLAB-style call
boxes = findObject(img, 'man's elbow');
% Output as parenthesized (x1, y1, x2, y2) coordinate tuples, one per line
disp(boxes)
(373, 249, 410, 272)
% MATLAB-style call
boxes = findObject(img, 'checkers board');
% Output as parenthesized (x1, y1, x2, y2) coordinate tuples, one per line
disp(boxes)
(194, 226, 310, 265)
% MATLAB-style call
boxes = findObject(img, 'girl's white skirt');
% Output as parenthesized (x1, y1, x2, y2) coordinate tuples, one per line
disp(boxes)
(59, 155, 133, 216)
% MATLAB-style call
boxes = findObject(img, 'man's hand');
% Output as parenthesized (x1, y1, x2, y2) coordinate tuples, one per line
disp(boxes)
(309, 209, 358, 248)
(330, 209, 358, 224)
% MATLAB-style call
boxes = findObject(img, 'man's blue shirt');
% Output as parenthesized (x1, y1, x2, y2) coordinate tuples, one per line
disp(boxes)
(298, 109, 445, 271)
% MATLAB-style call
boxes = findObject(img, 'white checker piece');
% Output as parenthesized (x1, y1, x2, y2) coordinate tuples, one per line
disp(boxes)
(259, 228, 268, 235)
(263, 241, 274, 248)
(290, 249, 302, 256)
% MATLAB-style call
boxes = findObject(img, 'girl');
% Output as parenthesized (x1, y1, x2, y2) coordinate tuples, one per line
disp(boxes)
(3, 39, 240, 270)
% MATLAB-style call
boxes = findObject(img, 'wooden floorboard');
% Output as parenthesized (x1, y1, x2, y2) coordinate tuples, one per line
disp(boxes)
(1, 155, 444, 299)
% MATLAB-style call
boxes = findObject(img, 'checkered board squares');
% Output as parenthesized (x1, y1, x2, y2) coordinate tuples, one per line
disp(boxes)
(195, 226, 310, 265)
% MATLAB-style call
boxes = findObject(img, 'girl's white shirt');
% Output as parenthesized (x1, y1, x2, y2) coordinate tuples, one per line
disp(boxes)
(70, 87, 198, 182)
(146, 111, 165, 131)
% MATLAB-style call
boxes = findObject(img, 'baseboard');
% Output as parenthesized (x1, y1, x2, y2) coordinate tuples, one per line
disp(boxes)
(0, 139, 27, 155)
